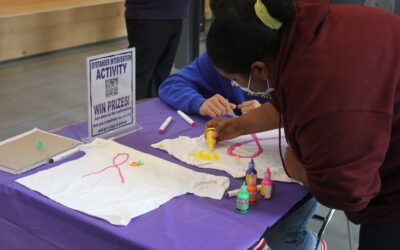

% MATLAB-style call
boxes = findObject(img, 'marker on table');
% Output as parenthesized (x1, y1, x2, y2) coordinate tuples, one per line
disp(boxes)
(227, 185, 261, 198)
(48, 145, 82, 163)
(158, 116, 172, 134)
(177, 110, 196, 126)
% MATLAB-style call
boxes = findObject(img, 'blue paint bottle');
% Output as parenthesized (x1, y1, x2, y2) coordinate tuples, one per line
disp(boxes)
(245, 159, 257, 185)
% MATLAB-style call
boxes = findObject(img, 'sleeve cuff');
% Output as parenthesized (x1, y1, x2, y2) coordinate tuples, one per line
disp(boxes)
(189, 97, 207, 115)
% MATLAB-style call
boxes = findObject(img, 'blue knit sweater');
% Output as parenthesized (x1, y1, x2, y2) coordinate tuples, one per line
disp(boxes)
(159, 52, 268, 116)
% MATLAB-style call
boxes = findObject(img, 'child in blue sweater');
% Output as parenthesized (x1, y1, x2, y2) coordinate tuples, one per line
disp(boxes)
(159, 52, 269, 117)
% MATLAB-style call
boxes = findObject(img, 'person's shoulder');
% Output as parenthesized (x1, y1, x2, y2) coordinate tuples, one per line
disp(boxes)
(197, 52, 212, 64)
(193, 52, 219, 73)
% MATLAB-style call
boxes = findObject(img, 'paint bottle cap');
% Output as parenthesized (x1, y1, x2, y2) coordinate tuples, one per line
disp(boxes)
(261, 168, 273, 185)
(249, 159, 255, 169)
(245, 159, 257, 184)
(238, 182, 249, 199)
(246, 159, 257, 174)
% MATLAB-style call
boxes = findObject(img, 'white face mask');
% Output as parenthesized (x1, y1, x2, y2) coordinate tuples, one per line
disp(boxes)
(238, 74, 274, 96)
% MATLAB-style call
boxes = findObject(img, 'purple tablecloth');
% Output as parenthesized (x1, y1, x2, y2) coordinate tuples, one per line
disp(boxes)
(0, 99, 308, 250)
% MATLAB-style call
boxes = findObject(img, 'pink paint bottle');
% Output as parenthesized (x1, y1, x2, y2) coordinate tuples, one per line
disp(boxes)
(260, 168, 273, 199)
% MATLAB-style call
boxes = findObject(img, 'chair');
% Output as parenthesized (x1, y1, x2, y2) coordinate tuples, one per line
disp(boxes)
(312, 208, 336, 250)
(346, 219, 355, 250)
(313, 208, 356, 250)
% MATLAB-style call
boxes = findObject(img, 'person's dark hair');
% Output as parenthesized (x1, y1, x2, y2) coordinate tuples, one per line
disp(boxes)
(207, 0, 295, 75)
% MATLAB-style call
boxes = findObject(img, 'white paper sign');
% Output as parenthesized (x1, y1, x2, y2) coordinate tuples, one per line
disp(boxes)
(86, 48, 141, 140)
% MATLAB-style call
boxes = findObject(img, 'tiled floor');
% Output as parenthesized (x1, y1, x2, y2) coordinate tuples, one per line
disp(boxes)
(0, 39, 127, 141)
(0, 38, 359, 250)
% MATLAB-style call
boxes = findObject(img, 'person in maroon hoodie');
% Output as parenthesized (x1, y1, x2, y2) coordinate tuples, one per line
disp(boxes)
(206, 0, 400, 249)
(124, 0, 189, 100)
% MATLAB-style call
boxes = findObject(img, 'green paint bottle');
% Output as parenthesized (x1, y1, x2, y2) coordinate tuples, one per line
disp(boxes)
(236, 182, 250, 213)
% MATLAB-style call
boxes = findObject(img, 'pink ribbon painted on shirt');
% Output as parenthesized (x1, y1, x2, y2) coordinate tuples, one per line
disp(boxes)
(82, 153, 129, 183)
(227, 134, 284, 158)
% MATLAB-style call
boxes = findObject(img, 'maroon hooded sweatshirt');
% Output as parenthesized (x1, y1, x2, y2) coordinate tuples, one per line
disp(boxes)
(270, 0, 400, 224)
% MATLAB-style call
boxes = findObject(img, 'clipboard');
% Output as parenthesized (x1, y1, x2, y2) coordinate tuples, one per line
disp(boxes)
(0, 128, 82, 174)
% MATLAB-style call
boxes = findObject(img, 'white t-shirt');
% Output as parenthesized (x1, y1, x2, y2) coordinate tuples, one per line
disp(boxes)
(152, 129, 295, 182)
(17, 138, 229, 225)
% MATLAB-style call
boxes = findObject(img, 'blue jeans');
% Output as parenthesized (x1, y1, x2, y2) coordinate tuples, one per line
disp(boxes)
(264, 195, 319, 250)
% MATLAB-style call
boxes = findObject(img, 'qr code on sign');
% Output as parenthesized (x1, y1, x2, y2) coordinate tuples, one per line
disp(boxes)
(105, 77, 119, 97)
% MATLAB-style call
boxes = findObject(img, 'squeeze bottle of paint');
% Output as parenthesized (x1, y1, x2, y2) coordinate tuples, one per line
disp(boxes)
(245, 159, 257, 184)
(205, 127, 217, 151)
(247, 173, 258, 205)
(236, 182, 250, 213)
(260, 168, 273, 199)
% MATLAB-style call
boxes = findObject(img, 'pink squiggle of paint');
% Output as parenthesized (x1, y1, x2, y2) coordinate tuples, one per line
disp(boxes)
(227, 134, 285, 158)
(82, 153, 129, 183)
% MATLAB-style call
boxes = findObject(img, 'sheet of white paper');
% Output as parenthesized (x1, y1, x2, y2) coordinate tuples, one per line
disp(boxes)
(17, 138, 229, 226)
(152, 129, 296, 183)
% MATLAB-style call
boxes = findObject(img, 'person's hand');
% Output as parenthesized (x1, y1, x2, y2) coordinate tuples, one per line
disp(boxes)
(204, 117, 244, 141)
(199, 94, 231, 117)
(237, 100, 261, 114)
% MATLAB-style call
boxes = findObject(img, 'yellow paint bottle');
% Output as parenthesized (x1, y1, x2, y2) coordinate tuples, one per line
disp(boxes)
(205, 128, 217, 151)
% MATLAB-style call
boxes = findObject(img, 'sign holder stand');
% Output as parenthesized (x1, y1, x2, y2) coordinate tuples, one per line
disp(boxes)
(83, 48, 142, 142)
